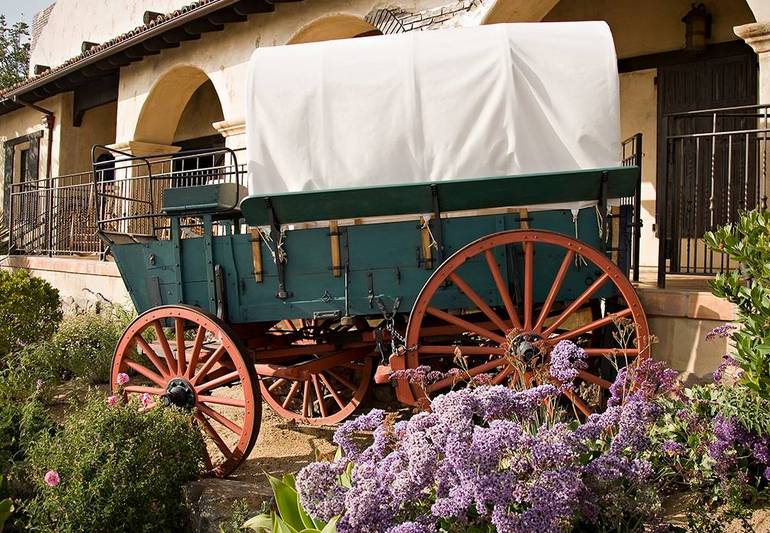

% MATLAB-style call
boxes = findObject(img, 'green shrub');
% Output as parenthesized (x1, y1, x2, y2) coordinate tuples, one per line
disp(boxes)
(25, 394, 204, 533)
(0, 270, 61, 359)
(705, 209, 770, 433)
(49, 310, 127, 384)
(0, 393, 54, 477)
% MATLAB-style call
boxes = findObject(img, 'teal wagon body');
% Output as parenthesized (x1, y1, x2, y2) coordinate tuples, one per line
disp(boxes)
(109, 166, 638, 324)
(94, 145, 648, 478)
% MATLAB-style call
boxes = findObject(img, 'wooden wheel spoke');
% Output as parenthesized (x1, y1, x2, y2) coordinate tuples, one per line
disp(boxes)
(124, 385, 165, 395)
(135, 337, 171, 378)
(125, 360, 167, 387)
(577, 370, 612, 389)
(534, 250, 575, 332)
(281, 381, 301, 409)
(199, 405, 243, 436)
(449, 272, 510, 333)
(302, 381, 311, 417)
(484, 249, 522, 330)
(195, 413, 233, 457)
(425, 307, 506, 344)
(418, 345, 505, 356)
(523, 242, 534, 330)
(426, 357, 507, 394)
(542, 273, 610, 337)
(319, 373, 346, 410)
(190, 346, 226, 385)
(153, 321, 178, 377)
(491, 364, 515, 385)
(552, 308, 633, 342)
(564, 390, 593, 417)
(198, 395, 246, 408)
(311, 375, 328, 418)
(268, 378, 287, 392)
(185, 325, 207, 379)
(327, 370, 356, 391)
(196, 370, 241, 394)
(175, 318, 186, 376)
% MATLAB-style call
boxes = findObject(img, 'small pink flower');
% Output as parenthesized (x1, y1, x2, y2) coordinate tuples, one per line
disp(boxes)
(106, 395, 118, 406)
(116, 373, 130, 386)
(139, 393, 153, 408)
(35, 379, 44, 391)
(44, 470, 60, 487)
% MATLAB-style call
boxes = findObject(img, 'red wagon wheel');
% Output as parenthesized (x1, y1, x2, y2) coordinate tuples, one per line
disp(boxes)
(399, 229, 649, 415)
(111, 305, 261, 478)
(255, 318, 374, 425)
(258, 350, 373, 425)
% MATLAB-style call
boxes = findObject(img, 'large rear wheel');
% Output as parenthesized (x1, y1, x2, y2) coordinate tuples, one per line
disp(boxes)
(398, 229, 649, 415)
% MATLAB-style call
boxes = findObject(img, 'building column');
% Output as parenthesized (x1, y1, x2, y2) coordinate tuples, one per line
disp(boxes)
(735, 22, 770, 104)
(213, 118, 246, 151)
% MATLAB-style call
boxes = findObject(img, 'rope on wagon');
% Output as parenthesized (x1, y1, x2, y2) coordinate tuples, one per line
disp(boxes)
(571, 208, 588, 268)
(256, 225, 288, 264)
(421, 215, 438, 250)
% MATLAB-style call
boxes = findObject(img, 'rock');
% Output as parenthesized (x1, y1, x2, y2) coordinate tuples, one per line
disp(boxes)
(183, 477, 273, 533)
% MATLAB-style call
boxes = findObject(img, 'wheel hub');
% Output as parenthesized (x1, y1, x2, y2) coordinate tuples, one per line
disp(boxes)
(510, 333, 546, 364)
(161, 378, 196, 409)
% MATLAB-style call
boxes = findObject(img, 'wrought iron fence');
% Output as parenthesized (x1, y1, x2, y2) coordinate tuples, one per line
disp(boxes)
(657, 103, 768, 287)
(8, 171, 103, 256)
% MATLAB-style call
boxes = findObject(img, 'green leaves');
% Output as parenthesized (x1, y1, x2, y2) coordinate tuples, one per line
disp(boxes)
(0, 475, 13, 533)
(242, 474, 336, 533)
(0, 14, 29, 92)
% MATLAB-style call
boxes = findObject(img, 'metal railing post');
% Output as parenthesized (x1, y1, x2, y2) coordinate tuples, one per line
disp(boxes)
(633, 133, 642, 282)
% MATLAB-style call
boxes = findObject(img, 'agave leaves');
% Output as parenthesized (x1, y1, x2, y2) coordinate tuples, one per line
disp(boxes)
(243, 473, 339, 533)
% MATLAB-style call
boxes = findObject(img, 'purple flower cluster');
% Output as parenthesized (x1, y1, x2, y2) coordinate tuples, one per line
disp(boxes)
(297, 367, 665, 532)
(705, 323, 737, 342)
(707, 415, 770, 478)
(549, 340, 588, 390)
(608, 358, 679, 407)
(712, 355, 742, 383)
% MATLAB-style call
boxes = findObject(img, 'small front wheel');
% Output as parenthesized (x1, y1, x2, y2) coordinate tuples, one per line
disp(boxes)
(111, 305, 261, 477)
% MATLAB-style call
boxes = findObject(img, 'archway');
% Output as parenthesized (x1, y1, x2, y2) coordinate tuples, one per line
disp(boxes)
(287, 14, 382, 45)
(133, 65, 223, 148)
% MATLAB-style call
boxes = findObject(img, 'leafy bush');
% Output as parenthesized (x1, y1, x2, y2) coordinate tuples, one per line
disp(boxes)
(0, 392, 54, 477)
(294, 344, 675, 533)
(705, 209, 770, 432)
(48, 309, 129, 384)
(24, 394, 204, 533)
(0, 270, 61, 359)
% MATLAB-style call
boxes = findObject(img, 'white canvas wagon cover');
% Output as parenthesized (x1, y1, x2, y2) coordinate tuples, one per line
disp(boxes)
(245, 22, 620, 195)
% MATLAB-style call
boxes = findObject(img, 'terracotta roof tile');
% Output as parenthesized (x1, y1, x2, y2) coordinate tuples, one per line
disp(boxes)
(0, 0, 225, 99)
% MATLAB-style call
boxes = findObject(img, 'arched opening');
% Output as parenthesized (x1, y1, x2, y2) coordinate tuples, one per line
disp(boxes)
(133, 65, 223, 149)
(287, 14, 382, 45)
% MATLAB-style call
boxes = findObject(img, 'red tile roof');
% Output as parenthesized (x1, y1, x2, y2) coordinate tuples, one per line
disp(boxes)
(0, 0, 229, 99)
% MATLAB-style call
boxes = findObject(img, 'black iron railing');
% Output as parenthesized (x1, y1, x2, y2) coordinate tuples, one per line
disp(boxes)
(92, 146, 245, 242)
(657, 104, 768, 287)
(8, 171, 103, 256)
(621, 133, 643, 282)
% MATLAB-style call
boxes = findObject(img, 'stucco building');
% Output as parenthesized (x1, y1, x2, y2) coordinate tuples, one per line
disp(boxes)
(0, 0, 768, 378)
